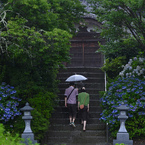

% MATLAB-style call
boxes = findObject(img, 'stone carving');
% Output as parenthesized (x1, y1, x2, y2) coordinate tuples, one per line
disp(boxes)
(113, 102, 133, 145)
(21, 102, 37, 145)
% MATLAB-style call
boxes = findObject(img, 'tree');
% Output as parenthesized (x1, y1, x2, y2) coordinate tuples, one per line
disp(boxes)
(0, 0, 85, 140)
(0, 0, 85, 91)
(86, 0, 145, 139)
(87, 0, 145, 78)
(1, 0, 85, 32)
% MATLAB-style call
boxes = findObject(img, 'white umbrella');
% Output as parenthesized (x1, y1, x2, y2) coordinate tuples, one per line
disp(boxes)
(65, 74, 87, 82)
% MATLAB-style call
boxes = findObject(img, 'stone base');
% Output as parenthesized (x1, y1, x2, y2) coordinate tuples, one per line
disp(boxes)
(22, 133, 37, 145)
(113, 133, 133, 145)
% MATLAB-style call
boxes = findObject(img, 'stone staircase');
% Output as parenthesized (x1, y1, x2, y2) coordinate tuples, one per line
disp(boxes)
(41, 67, 111, 145)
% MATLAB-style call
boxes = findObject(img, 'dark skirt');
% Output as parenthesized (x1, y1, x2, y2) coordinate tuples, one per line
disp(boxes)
(78, 106, 88, 121)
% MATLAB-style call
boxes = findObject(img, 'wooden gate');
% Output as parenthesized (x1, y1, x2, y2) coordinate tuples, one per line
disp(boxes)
(66, 27, 105, 68)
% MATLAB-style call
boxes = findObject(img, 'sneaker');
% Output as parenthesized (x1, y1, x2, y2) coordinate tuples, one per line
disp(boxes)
(69, 122, 72, 126)
(71, 122, 76, 127)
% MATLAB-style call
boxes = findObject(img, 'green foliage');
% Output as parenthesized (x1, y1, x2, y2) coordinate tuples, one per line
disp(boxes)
(87, 0, 145, 140)
(30, 109, 49, 141)
(10, 115, 25, 136)
(28, 91, 57, 120)
(101, 56, 126, 80)
(3, 0, 85, 32)
(25, 138, 40, 145)
(8, 109, 49, 141)
(100, 76, 145, 138)
(100, 57, 145, 138)
(0, 123, 40, 145)
(0, 123, 24, 145)
(0, 0, 85, 142)
(0, 0, 85, 93)
(27, 92, 58, 140)
(88, 0, 145, 78)
(0, 65, 6, 82)
(11, 91, 58, 141)
(115, 144, 126, 145)
(126, 115, 145, 138)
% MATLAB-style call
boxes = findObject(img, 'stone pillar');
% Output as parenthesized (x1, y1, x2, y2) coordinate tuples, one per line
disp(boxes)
(113, 102, 133, 145)
(21, 102, 37, 145)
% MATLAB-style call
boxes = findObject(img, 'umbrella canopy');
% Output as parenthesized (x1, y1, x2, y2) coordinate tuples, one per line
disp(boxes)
(65, 74, 87, 82)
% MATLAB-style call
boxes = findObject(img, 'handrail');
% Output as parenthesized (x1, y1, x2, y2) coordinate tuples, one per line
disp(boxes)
(106, 122, 109, 145)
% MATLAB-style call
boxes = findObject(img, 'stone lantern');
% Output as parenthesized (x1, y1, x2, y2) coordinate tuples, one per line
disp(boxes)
(21, 102, 37, 145)
(113, 102, 133, 145)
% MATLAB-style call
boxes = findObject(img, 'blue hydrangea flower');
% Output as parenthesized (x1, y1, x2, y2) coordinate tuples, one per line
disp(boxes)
(100, 76, 145, 126)
(0, 83, 21, 122)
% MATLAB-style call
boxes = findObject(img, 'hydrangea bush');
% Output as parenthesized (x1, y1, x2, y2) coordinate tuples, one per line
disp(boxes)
(100, 77, 145, 124)
(119, 57, 145, 78)
(100, 56, 145, 138)
(0, 82, 21, 122)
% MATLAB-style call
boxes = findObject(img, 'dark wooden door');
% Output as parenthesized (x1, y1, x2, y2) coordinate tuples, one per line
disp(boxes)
(67, 40, 104, 67)
(65, 27, 105, 68)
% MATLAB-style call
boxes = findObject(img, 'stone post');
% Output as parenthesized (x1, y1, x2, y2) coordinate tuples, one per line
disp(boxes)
(113, 102, 133, 145)
(21, 102, 37, 145)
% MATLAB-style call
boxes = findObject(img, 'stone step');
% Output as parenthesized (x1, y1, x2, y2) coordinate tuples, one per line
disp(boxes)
(47, 130, 106, 137)
(50, 118, 102, 124)
(54, 106, 102, 113)
(59, 88, 105, 94)
(58, 92, 101, 96)
(59, 67, 103, 72)
(57, 100, 101, 107)
(41, 67, 106, 145)
(51, 111, 101, 118)
(43, 136, 107, 144)
(57, 94, 101, 100)
(57, 73, 105, 82)
(58, 73, 105, 80)
(59, 78, 105, 84)
(66, 143, 112, 145)
(60, 67, 104, 72)
(58, 82, 105, 89)
(43, 143, 111, 145)
(73, 136, 106, 144)
(48, 124, 106, 131)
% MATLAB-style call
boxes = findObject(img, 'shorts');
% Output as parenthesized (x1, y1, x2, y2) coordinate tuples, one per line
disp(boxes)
(67, 104, 76, 118)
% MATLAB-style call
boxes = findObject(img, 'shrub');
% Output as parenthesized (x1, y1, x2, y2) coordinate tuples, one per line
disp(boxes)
(100, 56, 145, 138)
(28, 91, 58, 141)
(100, 77, 145, 121)
(8, 89, 58, 141)
(100, 77, 145, 138)
(31, 109, 49, 141)
(28, 91, 57, 120)
(9, 109, 48, 142)
(0, 123, 40, 145)
(101, 56, 126, 80)
(0, 123, 24, 145)
(119, 56, 145, 79)
(0, 82, 21, 123)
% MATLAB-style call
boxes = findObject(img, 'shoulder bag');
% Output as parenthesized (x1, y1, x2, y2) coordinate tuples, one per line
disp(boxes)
(67, 88, 75, 101)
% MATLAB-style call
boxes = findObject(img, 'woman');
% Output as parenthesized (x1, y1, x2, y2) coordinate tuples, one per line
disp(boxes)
(78, 87, 89, 131)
